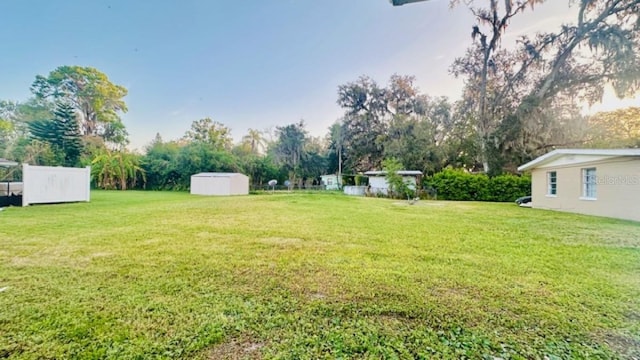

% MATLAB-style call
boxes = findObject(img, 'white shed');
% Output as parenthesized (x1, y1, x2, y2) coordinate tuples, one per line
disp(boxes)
(364, 170, 423, 195)
(320, 174, 340, 190)
(190, 172, 249, 196)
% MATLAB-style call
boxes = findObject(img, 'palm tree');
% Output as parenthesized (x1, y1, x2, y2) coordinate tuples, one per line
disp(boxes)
(241, 128, 265, 154)
(91, 148, 145, 190)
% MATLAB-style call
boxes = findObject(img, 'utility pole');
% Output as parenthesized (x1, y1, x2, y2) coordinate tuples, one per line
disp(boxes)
(338, 131, 343, 189)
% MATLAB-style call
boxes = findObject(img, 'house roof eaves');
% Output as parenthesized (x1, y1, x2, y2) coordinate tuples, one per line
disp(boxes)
(517, 148, 640, 171)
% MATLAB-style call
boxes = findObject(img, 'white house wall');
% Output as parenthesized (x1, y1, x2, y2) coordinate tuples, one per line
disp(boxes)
(531, 157, 640, 222)
(22, 164, 91, 206)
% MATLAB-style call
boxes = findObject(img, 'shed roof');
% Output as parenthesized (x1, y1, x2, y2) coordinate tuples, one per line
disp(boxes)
(517, 149, 640, 171)
(364, 170, 423, 176)
(191, 172, 246, 177)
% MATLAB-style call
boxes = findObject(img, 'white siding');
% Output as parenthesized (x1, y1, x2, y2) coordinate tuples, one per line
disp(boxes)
(190, 173, 249, 196)
(344, 186, 366, 196)
(368, 176, 418, 195)
(22, 164, 91, 206)
(321, 175, 339, 190)
(228, 174, 249, 195)
(369, 176, 389, 194)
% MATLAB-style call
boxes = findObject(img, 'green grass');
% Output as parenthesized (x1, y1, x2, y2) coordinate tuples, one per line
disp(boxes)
(1, 191, 639, 359)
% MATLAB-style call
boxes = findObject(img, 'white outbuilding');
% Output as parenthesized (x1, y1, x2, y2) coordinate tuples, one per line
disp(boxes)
(190, 172, 249, 196)
(364, 170, 423, 195)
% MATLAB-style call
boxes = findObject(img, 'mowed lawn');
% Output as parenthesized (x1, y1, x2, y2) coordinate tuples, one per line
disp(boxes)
(1, 191, 639, 359)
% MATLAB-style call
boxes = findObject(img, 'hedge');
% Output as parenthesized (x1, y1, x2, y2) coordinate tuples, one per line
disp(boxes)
(424, 169, 531, 202)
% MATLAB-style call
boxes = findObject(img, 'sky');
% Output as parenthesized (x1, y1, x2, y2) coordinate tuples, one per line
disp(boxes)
(1, 0, 638, 151)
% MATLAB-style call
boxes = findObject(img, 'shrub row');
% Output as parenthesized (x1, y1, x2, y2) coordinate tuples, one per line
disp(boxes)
(424, 169, 531, 202)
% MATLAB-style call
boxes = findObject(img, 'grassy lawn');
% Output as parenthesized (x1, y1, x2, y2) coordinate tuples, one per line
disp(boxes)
(1, 191, 639, 359)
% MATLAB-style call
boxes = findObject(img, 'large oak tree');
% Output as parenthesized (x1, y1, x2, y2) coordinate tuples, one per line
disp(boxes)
(31, 66, 128, 140)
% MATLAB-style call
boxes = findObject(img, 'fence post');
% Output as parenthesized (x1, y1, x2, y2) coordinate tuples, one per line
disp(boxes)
(22, 163, 29, 207)
(85, 166, 91, 202)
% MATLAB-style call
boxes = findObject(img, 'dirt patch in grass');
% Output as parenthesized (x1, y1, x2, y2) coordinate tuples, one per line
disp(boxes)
(9, 251, 114, 268)
(208, 337, 264, 360)
(392, 201, 444, 207)
(601, 332, 640, 359)
(259, 237, 303, 246)
(626, 311, 640, 322)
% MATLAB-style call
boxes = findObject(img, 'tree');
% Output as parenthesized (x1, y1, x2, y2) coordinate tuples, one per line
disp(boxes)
(30, 66, 128, 139)
(586, 107, 640, 148)
(381, 96, 455, 174)
(101, 120, 129, 149)
(522, 0, 640, 106)
(272, 121, 307, 186)
(241, 128, 265, 154)
(451, 0, 546, 173)
(183, 117, 233, 151)
(452, 0, 640, 174)
(0, 119, 13, 157)
(337, 75, 429, 172)
(91, 149, 145, 190)
(142, 138, 183, 190)
(0, 99, 53, 158)
(382, 115, 435, 173)
(382, 158, 413, 199)
(326, 122, 345, 186)
(53, 102, 83, 166)
(18, 140, 61, 166)
(27, 102, 83, 166)
(300, 136, 328, 186)
(175, 142, 239, 187)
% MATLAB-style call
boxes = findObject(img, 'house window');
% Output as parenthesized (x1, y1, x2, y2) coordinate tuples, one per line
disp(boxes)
(327, 178, 333, 185)
(582, 168, 597, 199)
(547, 171, 557, 196)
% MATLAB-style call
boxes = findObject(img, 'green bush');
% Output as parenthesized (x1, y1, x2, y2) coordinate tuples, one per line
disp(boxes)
(425, 169, 530, 202)
(342, 175, 369, 186)
(354, 174, 368, 186)
(488, 174, 532, 202)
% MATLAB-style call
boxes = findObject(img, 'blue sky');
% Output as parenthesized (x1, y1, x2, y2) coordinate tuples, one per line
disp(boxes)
(2, 0, 625, 150)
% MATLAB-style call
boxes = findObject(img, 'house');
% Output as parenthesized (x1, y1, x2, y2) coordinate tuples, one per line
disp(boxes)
(517, 149, 640, 222)
(190, 172, 249, 196)
(363, 170, 423, 195)
(320, 174, 340, 190)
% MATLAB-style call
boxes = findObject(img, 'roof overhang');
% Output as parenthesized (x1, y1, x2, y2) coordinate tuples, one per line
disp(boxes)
(517, 149, 640, 172)
(390, 0, 430, 6)
(191, 172, 244, 177)
(364, 170, 423, 176)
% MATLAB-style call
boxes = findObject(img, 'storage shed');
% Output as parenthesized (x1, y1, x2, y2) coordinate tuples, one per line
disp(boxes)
(320, 174, 340, 190)
(363, 170, 423, 195)
(190, 172, 249, 196)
